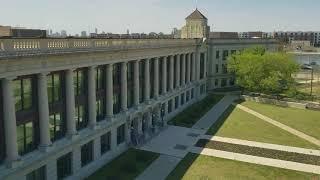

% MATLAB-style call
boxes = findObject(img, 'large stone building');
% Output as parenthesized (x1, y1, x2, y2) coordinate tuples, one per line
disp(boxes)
(180, 9, 210, 39)
(0, 9, 278, 180)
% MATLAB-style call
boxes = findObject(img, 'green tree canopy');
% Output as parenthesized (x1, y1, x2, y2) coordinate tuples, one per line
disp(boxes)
(227, 47, 299, 94)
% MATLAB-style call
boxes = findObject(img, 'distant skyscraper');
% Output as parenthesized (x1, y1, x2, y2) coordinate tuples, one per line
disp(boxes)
(81, 31, 87, 37)
(61, 30, 67, 37)
(95, 28, 98, 34)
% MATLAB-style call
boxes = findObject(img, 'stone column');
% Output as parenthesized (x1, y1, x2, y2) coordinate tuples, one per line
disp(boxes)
(191, 53, 196, 81)
(169, 55, 174, 92)
(181, 54, 186, 86)
(65, 69, 77, 137)
(106, 64, 114, 119)
(2, 78, 20, 166)
(133, 60, 140, 106)
(161, 57, 167, 95)
(144, 59, 150, 102)
(38, 73, 52, 150)
(186, 53, 191, 84)
(196, 52, 201, 81)
(153, 57, 159, 99)
(121, 62, 128, 111)
(204, 53, 207, 79)
(175, 55, 180, 88)
(88, 66, 97, 128)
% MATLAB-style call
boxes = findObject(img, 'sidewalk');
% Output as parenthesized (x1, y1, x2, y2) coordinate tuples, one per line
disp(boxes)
(189, 146, 320, 175)
(235, 103, 320, 147)
(192, 95, 238, 130)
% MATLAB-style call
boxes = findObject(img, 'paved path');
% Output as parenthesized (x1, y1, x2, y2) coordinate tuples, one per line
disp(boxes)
(135, 95, 238, 180)
(192, 95, 238, 130)
(201, 135, 320, 156)
(135, 155, 181, 180)
(189, 146, 320, 175)
(235, 103, 320, 147)
(139, 126, 205, 158)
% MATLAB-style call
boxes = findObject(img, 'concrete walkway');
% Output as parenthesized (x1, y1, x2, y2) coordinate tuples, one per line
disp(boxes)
(201, 135, 320, 156)
(135, 155, 181, 180)
(192, 95, 238, 130)
(235, 103, 320, 147)
(189, 146, 320, 175)
(136, 96, 238, 180)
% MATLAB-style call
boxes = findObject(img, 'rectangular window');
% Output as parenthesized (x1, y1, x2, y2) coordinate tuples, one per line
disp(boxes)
(47, 73, 62, 104)
(221, 79, 227, 87)
(166, 58, 170, 92)
(215, 64, 219, 73)
(186, 91, 190, 102)
(74, 69, 86, 96)
(222, 64, 228, 74)
(50, 112, 65, 141)
(175, 96, 179, 109)
(96, 66, 104, 90)
(14, 78, 33, 111)
(113, 92, 121, 114)
(81, 141, 94, 167)
(75, 104, 87, 130)
(174, 56, 178, 89)
(57, 153, 72, 180)
(17, 122, 35, 155)
(48, 72, 66, 142)
(101, 132, 111, 155)
(139, 61, 145, 103)
(117, 124, 125, 145)
(222, 50, 229, 60)
(96, 99, 105, 121)
(168, 100, 172, 113)
(215, 79, 219, 87)
(200, 53, 205, 79)
(200, 84, 206, 95)
(216, 51, 220, 59)
(150, 59, 155, 99)
(159, 58, 163, 95)
(26, 166, 46, 180)
(191, 89, 194, 99)
(181, 93, 185, 105)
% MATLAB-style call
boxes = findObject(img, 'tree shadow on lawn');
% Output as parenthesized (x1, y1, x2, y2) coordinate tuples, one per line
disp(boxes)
(166, 103, 238, 180)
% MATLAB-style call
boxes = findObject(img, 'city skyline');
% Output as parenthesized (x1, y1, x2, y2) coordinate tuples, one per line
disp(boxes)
(1, 0, 320, 34)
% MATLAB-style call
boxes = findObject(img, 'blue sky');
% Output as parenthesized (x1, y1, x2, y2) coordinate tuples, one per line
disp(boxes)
(1, 0, 319, 35)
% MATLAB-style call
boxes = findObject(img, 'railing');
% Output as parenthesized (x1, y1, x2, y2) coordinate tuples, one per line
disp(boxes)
(0, 38, 199, 59)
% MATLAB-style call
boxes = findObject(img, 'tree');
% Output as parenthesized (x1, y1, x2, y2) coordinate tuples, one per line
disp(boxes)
(227, 46, 299, 94)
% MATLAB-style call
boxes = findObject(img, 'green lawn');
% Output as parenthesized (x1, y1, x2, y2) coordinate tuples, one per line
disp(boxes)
(166, 153, 320, 180)
(206, 106, 319, 149)
(86, 149, 159, 180)
(168, 94, 224, 128)
(240, 101, 320, 140)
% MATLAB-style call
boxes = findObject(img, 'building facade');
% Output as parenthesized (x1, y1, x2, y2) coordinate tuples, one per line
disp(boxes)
(181, 9, 210, 39)
(0, 10, 278, 180)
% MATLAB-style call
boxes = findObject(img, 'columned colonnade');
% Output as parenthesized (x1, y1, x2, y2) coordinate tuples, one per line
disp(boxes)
(0, 51, 207, 166)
